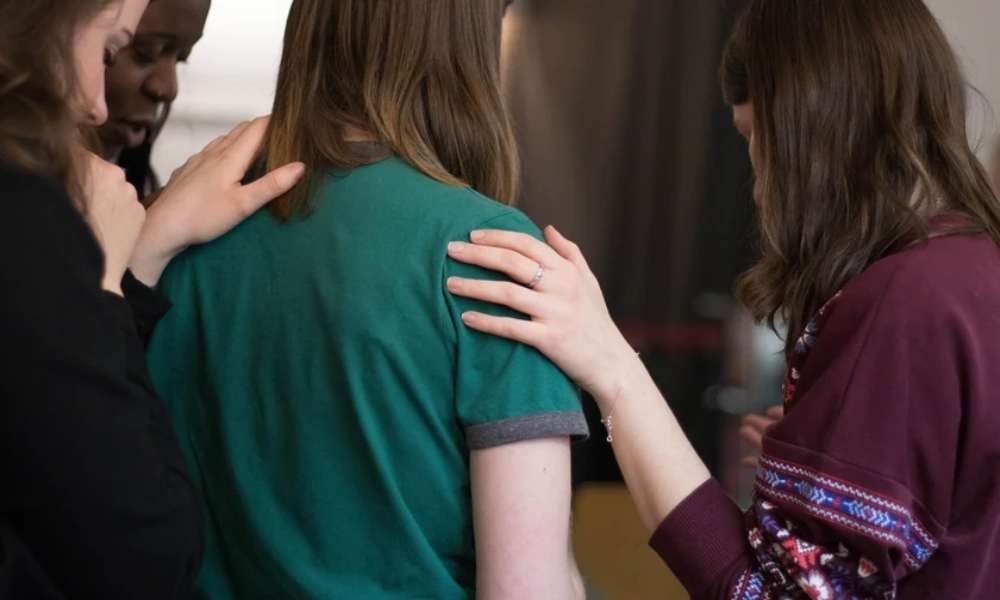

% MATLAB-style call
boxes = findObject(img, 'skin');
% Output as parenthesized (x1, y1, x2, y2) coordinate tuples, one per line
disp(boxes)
(99, 0, 210, 159)
(443, 102, 771, 531)
(739, 405, 783, 467)
(730, 102, 780, 462)
(732, 102, 763, 205)
(473, 438, 585, 599)
(73, 0, 149, 293)
(129, 117, 307, 286)
(74, 0, 149, 126)
(72, 2, 305, 293)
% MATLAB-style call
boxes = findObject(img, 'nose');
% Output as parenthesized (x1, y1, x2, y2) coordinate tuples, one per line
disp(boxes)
(143, 59, 179, 104)
(85, 92, 109, 126)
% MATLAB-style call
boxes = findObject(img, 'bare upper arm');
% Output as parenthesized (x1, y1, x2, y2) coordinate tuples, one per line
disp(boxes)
(470, 436, 583, 600)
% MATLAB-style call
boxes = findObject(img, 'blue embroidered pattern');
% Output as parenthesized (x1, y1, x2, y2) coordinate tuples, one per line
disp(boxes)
(732, 568, 770, 600)
(755, 455, 938, 571)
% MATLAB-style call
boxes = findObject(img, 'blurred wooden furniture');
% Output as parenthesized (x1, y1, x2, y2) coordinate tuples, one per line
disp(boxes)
(572, 483, 688, 600)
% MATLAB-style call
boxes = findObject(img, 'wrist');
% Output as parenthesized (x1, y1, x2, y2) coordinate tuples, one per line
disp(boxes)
(129, 209, 185, 287)
(101, 274, 124, 297)
(129, 240, 179, 287)
(590, 336, 644, 413)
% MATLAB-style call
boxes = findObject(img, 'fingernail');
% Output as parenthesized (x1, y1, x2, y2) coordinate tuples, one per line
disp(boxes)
(448, 242, 465, 253)
(470, 230, 485, 241)
(461, 312, 478, 324)
(446, 277, 460, 290)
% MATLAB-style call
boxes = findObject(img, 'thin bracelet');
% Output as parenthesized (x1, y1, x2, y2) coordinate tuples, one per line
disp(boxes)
(600, 412, 615, 443)
(600, 351, 640, 443)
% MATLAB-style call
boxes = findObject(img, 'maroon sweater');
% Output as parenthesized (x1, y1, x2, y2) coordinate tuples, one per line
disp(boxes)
(651, 231, 1000, 599)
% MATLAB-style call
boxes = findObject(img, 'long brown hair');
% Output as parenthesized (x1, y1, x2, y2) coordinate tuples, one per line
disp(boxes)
(0, 0, 115, 205)
(263, 0, 520, 220)
(722, 0, 1000, 354)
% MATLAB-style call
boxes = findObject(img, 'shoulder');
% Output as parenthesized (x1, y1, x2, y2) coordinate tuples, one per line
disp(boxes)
(789, 236, 1000, 388)
(0, 163, 74, 215)
(0, 163, 96, 252)
(826, 234, 998, 322)
(0, 165, 105, 311)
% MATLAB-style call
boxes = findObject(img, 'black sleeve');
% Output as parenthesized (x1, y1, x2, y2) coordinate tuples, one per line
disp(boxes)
(122, 270, 173, 347)
(0, 169, 202, 599)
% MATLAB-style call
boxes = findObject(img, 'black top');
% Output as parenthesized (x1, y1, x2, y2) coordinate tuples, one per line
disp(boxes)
(0, 164, 202, 598)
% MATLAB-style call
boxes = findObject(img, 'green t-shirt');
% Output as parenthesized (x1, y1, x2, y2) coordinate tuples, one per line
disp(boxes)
(146, 157, 588, 599)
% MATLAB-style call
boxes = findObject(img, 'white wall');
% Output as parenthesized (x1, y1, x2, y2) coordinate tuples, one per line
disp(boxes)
(151, 0, 293, 175)
(925, 0, 1000, 161)
(152, 1, 1000, 175)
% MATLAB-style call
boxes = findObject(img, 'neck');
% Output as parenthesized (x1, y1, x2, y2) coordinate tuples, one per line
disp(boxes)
(342, 123, 377, 143)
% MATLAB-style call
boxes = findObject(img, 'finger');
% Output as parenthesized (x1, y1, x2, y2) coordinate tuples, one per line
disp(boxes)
(741, 456, 760, 469)
(766, 405, 784, 419)
(203, 120, 250, 155)
(459, 311, 546, 346)
(738, 424, 764, 448)
(544, 225, 591, 272)
(447, 242, 544, 286)
(446, 277, 549, 318)
(741, 414, 776, 432)
(238, 162, 307, 214)
(468, 229, 564, 268)
(223, 116, 271, 173)
(214, 119, 255, 154)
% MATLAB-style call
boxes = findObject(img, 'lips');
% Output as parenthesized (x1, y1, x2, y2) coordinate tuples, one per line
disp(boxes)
(116, 118, 154, 149)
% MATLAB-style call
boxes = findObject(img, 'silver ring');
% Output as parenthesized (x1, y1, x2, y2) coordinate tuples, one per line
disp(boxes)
(526, 265, 544, 289)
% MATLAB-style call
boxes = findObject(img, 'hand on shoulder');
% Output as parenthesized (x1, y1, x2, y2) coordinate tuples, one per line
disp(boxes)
(129, 116, 306, 286)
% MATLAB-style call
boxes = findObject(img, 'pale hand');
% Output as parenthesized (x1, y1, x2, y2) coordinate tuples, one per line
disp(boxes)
(739, 404, 784, 467)
(446, 226, 639, 406)
(82, 152, 146, 296)
(129, 116, 306, 286)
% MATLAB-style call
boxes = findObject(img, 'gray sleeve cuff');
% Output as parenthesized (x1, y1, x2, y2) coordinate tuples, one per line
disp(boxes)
(466, 411, 590, 450)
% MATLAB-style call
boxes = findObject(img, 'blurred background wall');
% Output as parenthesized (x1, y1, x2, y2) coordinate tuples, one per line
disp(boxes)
(154, 0, 1000, 179)
(501, 0, 757, 486)
(925, 0, 1000, 161)
(151, 0, 291, 174)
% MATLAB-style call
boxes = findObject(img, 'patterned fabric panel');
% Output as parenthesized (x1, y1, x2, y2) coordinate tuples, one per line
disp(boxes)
(728, 453, 942, 600)
(782, 291, 841, 410)
(755, 456, 938, 571)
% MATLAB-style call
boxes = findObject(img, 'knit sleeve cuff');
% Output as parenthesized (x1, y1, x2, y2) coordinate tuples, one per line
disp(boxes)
(101, 288, 139, 336)
(648, 478, 751, 597)
(122, 270, 173, 345)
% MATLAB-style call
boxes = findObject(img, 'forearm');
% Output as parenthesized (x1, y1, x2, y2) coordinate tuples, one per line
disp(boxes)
(595, 351, 712, 531)
(476, 560, 583, 600)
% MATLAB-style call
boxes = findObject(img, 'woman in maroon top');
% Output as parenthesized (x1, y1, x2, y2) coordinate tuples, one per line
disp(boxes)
(445, 0, 1000, 597)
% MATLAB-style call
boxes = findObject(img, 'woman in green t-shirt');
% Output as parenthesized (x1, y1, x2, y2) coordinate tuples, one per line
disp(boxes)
(146, 1, 588, 598)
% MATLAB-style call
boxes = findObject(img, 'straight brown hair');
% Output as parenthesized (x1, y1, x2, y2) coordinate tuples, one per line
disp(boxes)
(0, 0, 117, 206)
(263, 0, 520, 220)
(722, 0, 1000, 355)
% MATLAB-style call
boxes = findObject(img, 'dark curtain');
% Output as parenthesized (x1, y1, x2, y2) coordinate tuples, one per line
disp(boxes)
(502, 0, 755, 482)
